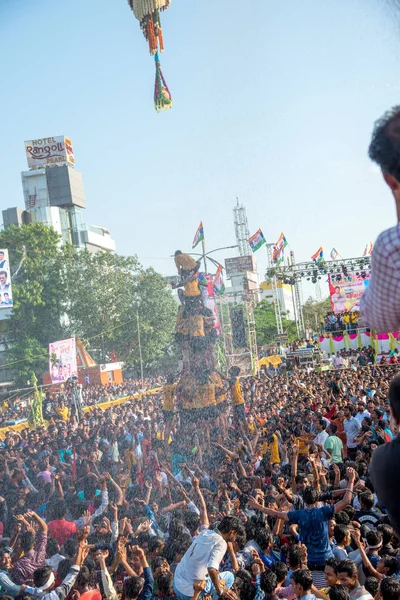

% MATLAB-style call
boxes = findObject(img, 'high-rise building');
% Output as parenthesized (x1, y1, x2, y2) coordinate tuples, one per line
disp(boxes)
(2, 135, 116, 253)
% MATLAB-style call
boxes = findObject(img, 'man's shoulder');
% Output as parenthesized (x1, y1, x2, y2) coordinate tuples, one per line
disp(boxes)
(375, 224, 400, 257)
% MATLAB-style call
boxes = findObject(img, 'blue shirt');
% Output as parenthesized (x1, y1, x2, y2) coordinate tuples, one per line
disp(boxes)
(288, 505, 335, 565)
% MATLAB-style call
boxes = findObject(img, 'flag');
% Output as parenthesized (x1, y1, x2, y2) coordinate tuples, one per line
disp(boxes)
(273, 232, 288, 263)
(249, 229, 266, 252)
(213, 265, 225, 294)
(363, 242, 373, 256)
(330, 248, 339, 260)
(311, 247, 324, 262)
(192, 222, 204, 249)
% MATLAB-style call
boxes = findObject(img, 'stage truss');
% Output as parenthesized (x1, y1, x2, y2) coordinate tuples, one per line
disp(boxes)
(265, 255, 372, 337)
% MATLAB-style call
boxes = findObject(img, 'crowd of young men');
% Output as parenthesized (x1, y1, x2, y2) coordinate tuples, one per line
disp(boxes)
(0, 352, 399, 600)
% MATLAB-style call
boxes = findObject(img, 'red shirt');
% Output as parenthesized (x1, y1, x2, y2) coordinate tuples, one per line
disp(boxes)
(48, 519, 77, 546)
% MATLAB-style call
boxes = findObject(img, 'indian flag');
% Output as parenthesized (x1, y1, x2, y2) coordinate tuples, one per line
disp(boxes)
(249, 229, 266, 252)
(192, 222, 204, 249)
(363, 242, 373, 256)
(213, 265, 225, 294)
(273, 232, 288, 263)
(311, 247, 324, 262)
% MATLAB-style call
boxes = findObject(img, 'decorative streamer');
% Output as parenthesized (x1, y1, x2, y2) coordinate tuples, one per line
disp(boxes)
(128, 1, 172, 111)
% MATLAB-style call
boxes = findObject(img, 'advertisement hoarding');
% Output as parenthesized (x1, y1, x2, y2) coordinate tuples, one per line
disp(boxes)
(49, 338, 78, 383)
(225, 255, 255, 277)
(328, 272, 370, 314)
(0, 249, 13, 309)
(24, 136, 75, 170)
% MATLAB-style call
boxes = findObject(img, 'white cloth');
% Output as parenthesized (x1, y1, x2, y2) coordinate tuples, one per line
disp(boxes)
(344, 416, 361, 448)
(174, 529, 227, 596)
(314, 430, 329, 446)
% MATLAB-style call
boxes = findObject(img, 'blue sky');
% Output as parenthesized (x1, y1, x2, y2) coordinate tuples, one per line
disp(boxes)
(1, 0, 400, 294)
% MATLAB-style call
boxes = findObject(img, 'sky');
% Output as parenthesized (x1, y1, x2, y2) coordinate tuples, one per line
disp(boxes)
(1, 0, 400, 297)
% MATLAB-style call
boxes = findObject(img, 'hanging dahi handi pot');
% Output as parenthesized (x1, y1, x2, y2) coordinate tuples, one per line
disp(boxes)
(128, 0, 172, 112)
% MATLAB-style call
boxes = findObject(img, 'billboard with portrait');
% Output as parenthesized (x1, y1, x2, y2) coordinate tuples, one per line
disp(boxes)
(49, 338, 78, 383)
(0, 249, 13, 309)
(328, 272, 370, 313)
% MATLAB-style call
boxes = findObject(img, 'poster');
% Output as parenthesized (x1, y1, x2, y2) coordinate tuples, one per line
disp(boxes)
(49, 337, 78, 383)
(328, 272, 370, 313)
(199, 273, 221, 333)
(0, 249, 13, 309)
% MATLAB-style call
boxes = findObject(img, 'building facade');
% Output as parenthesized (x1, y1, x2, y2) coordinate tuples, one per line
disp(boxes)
(2, 135, 115, 253)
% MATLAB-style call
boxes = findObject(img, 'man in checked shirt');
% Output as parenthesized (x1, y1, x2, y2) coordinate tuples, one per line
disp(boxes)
(361, 106, 400, 333)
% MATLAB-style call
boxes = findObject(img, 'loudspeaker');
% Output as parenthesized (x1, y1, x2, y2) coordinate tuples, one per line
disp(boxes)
(231, 306, 247, 348)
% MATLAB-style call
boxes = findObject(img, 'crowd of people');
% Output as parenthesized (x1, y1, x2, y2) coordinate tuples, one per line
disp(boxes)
(0, 378, 166, 428)
(322, 313, 360, 335)
(0, 357, 399, 600)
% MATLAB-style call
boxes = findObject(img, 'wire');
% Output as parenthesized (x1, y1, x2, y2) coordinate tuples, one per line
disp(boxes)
(0, 315, 141, 371)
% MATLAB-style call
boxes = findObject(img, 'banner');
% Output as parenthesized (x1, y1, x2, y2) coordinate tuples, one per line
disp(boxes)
(0, 249, 13, 309)
(49, 338, 78, 383)
(328, 272, 370, 313)
(199, 274, 221, 333)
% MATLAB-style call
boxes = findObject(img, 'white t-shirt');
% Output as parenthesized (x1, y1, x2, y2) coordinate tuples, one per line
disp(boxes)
(174, 529, 227, 596)
(314, 430, 329, 446)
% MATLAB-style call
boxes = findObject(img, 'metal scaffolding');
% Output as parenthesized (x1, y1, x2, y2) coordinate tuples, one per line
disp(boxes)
(217, 290, 259, 375)
(233, 199, 251, 257)
(289, 251, 305, 338)
(267, 255, 371, 338)
(266, 243, 283, 334)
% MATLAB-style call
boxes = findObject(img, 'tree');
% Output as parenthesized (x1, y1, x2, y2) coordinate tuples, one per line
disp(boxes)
(0, 224, 178, 384)
(61, 250, 178, 371)
(254, 299, 297, 346)
(302, 296, 332, 331)
(0, 224, 68, 385)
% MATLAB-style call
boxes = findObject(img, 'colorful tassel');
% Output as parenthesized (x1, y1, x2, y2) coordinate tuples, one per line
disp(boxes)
(154, 52, 172, 112)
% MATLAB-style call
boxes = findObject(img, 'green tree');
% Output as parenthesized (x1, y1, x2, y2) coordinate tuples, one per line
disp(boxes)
(302, 296, 332, 332)
(254, 299, 297, 346)
(61, 250, 178, 371)
(0, 224, 68, 385)
(0, 224, 178, 384)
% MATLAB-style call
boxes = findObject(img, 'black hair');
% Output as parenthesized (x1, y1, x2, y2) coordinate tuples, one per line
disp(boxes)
(46, 538, 59, 558)
(57, 558, 73, 581)
(366, 530, 382, 547)
(377, 523, 394, 546)
(148, 537, 164, 554)
(33, 566, 53, 588)
(364, 577, 380, 597)
(325, 558, 340, 573)
(157, 572, 174, 596)
(335, 511, 350, 525)
(329, 423, 338, 434)
(381, 555, 399, 577)
(254, 529, 273, 552)
(328, 584, 350, 600)
(21, 532, 35, 553)
(269, 561, 288, 585)
(337, 559, 358, 579)
(291, 569, 313, 592)
(334, 524, 350, 545)
(288, 545, 302, 569)
(359, 491, 375, 510)
(381, 577, 400, 600)
(218, 515, 242, 534)
(260, 571, 277, 594)
(125, 576, 145, 599)
(303, 487, 318, 506)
